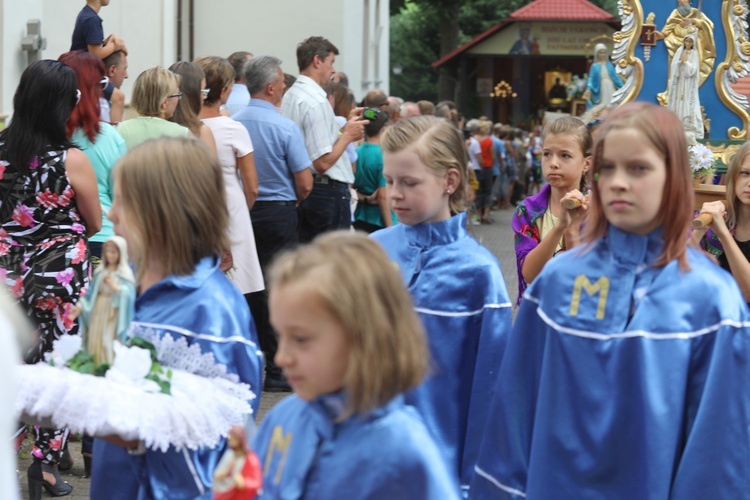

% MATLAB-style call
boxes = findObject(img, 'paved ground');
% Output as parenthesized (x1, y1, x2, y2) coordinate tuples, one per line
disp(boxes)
(15, 206, 520, 499)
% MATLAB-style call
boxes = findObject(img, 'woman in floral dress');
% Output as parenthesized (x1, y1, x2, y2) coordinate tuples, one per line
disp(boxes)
(0, 59, 101, 497)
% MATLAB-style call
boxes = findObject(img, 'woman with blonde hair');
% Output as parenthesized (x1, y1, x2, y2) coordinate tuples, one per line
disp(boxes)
(253, 231, 459, 497)
(116, 67, 189, 150)
(90, 137, 263, 498)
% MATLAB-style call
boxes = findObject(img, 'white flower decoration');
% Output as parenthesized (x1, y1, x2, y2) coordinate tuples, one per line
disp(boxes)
(105, 342, 161, 392)
(44, 335, 83, 366)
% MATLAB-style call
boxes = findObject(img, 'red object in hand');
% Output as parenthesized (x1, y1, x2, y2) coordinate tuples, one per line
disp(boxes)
(213, 449, 262, 500)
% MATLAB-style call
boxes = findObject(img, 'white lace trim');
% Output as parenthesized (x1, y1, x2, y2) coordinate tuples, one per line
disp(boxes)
(15, 363, 254, 452)
(130, 326, 241, 383)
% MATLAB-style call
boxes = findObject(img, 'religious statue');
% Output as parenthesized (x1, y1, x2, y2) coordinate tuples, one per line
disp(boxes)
(668, 34, 703, 141)
(655, 0, 715, 106)
(213, 427, 262, 500)
(582, 44, 624, 111)
(70, 236, 136, 365)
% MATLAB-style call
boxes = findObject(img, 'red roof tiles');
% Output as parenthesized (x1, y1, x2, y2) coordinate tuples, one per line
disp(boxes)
(510, 0, 615, 22)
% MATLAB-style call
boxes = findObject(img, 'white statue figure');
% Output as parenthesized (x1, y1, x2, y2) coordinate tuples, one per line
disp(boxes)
(668, 33, 703, 141)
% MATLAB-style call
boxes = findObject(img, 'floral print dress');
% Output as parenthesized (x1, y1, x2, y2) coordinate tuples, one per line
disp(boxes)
(0, 146, 89, 463)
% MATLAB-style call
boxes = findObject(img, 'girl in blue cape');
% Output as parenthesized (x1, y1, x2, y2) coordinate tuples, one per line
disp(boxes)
(370, 116, 511, 494)
(253, 231, 459, 498)
(89, 137, 263, 499)
(472, 103, 750, 498)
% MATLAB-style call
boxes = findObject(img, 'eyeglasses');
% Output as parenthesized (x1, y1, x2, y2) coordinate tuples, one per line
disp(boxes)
(100, 76, 110, 90)
(201, 88, 210, 98)
(74, 89, 81, 106)
(167, 92, 183, 100)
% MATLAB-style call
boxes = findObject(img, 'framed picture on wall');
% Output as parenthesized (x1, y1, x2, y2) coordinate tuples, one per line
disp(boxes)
(544, 71, 571, 101)
(571, 99, 587, 117)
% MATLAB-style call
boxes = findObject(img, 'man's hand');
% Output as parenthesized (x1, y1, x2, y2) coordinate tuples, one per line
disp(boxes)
(341, 108, 369, 143)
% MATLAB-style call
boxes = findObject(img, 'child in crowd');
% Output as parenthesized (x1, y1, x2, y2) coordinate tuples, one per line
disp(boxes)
(253, 231, 459, 498)
(472, 103, 750, 498)
(353, 109, 394, 233)
(371, 116, 511, 492)
(692, 141, 750, 302)
(90, 137, 263, 499)
(513, 116, 591, 304)
(71, 0, 127, 124)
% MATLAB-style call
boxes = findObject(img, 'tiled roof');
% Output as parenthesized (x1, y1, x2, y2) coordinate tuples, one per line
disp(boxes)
(433, 0, 617, 67)
(510, 0, 615, 22)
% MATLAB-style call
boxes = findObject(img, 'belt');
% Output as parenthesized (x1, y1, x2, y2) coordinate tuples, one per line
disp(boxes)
(314, 174, 348, 187)
(253, 200, 296, 207)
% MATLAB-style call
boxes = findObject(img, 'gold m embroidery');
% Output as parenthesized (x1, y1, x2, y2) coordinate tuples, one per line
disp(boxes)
(264, 426, 292, 484)
(569, 275, 610, 320)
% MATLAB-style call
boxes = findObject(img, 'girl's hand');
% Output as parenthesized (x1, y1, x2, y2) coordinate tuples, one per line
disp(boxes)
(560, 189, 588, 229)
(700, 200, 729, 235)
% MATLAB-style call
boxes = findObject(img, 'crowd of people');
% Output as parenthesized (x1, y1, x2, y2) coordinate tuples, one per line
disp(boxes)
(3, 0, 750, 499)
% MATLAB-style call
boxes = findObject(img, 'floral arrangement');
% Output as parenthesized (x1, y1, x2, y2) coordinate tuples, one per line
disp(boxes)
(688, 143, 717, 182)
(46, 335, 172, 394)
(566, 74, 588, 101)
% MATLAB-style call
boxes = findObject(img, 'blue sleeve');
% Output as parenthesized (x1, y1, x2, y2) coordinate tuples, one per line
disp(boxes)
(470, 297, 544, 499)
(82, 15, 104, 46)
(608, 62, 624, 88)
(287, 123, 313, 173)
(587, 64, 601, 95)
(461, 305, 511, 488)
(670, 323, 750, 497)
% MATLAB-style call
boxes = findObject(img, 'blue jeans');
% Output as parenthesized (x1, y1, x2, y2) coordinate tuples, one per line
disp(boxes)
(297, 181, 351, 243)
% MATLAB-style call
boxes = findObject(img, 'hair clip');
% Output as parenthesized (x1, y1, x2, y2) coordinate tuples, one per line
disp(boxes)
(593, 172, 600, 181)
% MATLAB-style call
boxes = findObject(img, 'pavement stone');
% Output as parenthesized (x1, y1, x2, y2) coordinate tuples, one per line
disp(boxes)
(15, 206, 519, 499)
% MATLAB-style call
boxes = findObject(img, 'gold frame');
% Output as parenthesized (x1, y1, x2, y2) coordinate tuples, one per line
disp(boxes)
(715, 0, 750, 140)
(611, 0, 645, 106)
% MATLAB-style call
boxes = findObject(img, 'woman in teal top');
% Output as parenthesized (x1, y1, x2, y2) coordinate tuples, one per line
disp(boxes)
(353, 110, 395, 233)
(59, 51, 127, 260)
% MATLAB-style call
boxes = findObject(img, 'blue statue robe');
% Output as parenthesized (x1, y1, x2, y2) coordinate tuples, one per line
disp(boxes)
(252, 393, 460, 499)
(90, 256, 264, 499)
(471, 226, 750, 499)
(371, 213, 512, 493)
(586, 61, 623, 109)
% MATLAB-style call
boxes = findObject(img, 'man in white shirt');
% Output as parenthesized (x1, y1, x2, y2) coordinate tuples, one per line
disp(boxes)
(282, 36, 368, 242)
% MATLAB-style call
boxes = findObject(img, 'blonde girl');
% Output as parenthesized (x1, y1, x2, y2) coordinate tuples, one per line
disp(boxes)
(692, 140, 750, 301)
(371, 115, 511, 492)
(90, 137, 263, 498)
(253, 231, 459, 498)
(473, 103, 750, 498)
(512, 116, 592, 304)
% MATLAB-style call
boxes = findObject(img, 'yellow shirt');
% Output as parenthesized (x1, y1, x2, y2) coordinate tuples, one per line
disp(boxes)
(537, 208, 564, 254)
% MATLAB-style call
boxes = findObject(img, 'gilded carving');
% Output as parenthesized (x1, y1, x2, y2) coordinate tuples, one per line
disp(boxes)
(715, 0, 750, 140)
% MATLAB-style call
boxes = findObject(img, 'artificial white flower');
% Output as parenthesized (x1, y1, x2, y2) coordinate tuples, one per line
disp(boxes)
(44, 335, 83, 366)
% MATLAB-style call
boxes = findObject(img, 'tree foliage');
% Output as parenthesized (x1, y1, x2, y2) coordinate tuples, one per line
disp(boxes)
(389, 0, 620, 103)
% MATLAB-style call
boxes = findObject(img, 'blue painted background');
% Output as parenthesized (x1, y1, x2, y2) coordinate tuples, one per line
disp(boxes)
(633, 2, 741, 140)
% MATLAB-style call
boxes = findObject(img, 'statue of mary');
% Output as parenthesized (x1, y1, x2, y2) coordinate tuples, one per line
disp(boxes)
(667, 33, 703, 141)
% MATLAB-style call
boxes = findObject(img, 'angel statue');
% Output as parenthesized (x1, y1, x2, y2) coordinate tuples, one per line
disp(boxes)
(70, 236, 136, 365)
